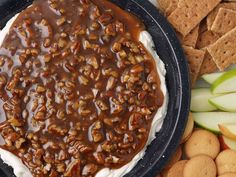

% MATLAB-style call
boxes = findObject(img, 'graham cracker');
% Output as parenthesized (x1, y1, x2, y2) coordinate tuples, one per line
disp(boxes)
(179, 25, 200, 48)
(199, 51, 218, 76)
(166, 0, 179, 16)
(207, 2, 236, 30)
(158, 0, 170, 13)
(167, 0, 220, 36)
(183, 46, 205, 87)
(207, 27, 236, 71)
(211, 8, 236, 34)
(196, 30, 220, 49)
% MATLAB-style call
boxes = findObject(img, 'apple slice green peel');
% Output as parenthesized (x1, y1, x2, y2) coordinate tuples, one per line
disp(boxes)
(191, 88, 217, 112)
(192, 112, 236, 133)
(209, 93, 236, 112)
(212, 69, 236, 94)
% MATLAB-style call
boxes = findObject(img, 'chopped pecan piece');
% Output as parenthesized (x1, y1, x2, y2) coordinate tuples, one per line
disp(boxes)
(82, 163, 98, 176)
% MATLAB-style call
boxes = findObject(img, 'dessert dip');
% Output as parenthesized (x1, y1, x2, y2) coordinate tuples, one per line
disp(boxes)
(0, 0, 168, 176)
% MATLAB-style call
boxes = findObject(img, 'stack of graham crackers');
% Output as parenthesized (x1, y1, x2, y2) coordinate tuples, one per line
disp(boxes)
(158, 0, 236, 87)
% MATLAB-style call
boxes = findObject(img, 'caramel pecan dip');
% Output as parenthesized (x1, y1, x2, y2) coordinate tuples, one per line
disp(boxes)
(0, 0, 167, 176)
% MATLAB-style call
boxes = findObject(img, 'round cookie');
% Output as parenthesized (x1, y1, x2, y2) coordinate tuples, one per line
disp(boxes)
(166, 160, 188, 177)
(181, 112, 194, 144)
(184, 129, 220, 159)
(165, 146, 183, 169)
(183, 155, 216, 177)
(218, 173, 236, 177)
(216, 149, 236, 175)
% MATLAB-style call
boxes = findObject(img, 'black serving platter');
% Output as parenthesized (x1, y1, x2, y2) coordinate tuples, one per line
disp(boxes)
(0, 0, 190, 177)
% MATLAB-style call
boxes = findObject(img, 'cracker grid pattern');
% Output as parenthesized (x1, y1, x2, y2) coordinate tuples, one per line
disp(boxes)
(168, 0, 221, 36)
(207, 27, 236, 71)
(207, 2, 236, 30)
(183, 46, 205, 86)
(211, 8, 236, 34)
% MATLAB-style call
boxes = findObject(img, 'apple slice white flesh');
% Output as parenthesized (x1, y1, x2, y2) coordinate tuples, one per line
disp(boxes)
(191, 88, 217, 112)
(194, 79, 211, 88)
(212, 69, 236, 94)
(219, 123, 236, 141)
(209, 93, 236, 112)
(222, 135, 236, 151)
(192, 112, 236, 133)
(202, 72, 225, 84)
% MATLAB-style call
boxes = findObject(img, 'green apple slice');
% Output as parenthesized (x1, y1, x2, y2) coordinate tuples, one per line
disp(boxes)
(192, 112, 236, 133)
(194, 79, 211, 88)
(191, 88, 217, 112)
(209, 93, 236, 112)
(202, 72, 225, 84)
(212, 69, 236, 94)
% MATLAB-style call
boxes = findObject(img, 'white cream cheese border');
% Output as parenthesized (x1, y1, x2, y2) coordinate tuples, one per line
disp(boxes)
(0, 12, 168, 177)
